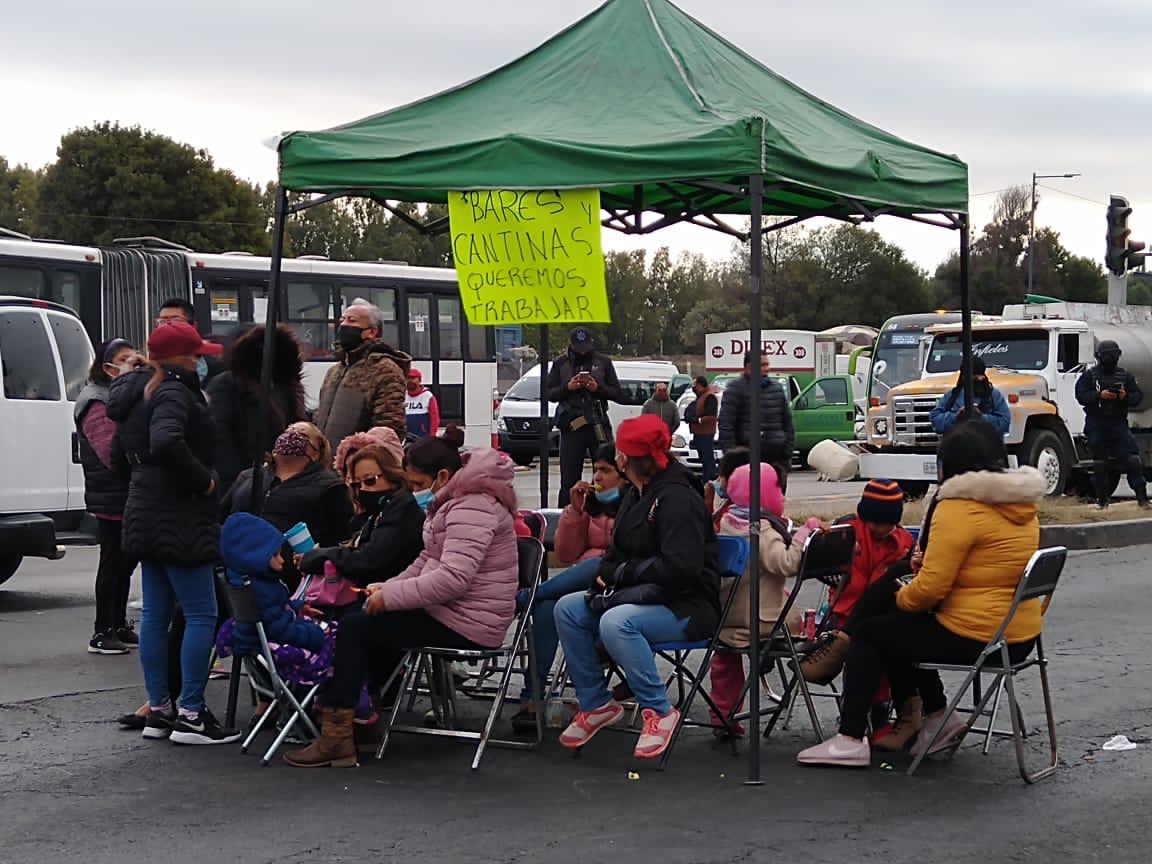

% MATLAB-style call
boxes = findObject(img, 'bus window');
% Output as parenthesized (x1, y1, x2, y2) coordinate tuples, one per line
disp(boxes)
(438, 296, 463, 359)
(209, 289, 241, 341)
(51, 270, 81, 312)
(407, 296, 432, 359)
(469, 323, 492, 361)
(286, 281, 335, 360)
(339, 286, 398, 347)
(0, 265, 46, 298)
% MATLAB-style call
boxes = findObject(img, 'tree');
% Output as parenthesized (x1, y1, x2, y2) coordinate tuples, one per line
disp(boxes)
(0, 158, 40, 235)
(35, 123, 268, 251)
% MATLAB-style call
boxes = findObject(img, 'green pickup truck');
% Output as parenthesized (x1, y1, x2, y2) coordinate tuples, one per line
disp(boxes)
(671, 373, 860, 470)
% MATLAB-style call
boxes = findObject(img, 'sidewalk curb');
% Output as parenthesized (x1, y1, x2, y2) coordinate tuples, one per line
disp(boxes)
(1040, 517, 1152, 551)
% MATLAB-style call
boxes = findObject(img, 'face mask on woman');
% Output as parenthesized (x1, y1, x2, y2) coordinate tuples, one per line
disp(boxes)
(357, 489, 389, 513)
(413, 488, 435, 511)
(195, 356, 209, 384)
(595, 487, 621, 504)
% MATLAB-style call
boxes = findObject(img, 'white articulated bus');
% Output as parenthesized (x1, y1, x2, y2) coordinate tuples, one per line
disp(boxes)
(0, 234, 499, 446)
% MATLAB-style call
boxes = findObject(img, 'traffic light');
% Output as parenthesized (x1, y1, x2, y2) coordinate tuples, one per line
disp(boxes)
(1106, 195, 1147, 275)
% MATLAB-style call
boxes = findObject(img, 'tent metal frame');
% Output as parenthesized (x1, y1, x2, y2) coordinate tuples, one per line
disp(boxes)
(261, 168, 972, 787)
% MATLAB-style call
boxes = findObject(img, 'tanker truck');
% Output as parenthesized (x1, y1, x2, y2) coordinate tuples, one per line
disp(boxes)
(857, 300, 1152, 497)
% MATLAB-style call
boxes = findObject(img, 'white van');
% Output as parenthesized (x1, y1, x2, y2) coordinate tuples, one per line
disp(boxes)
(497, 360, 680, 466)
(0, 297, 92, 584)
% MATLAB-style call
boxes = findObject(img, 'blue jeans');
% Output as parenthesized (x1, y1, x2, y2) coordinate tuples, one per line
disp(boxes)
(139, 561, 217, 713)
(518, 556, 602, 702)
(554, 592, 690, 715)
(693, 435, 717, 483)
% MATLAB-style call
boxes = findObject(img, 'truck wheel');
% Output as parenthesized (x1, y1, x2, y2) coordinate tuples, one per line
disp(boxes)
(1022, 429, 1070, 496)
(898, 481, 930, 501)
(0, 553, 21, 586)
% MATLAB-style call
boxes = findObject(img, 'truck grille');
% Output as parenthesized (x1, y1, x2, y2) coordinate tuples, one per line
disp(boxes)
(892, 396, 939, 446)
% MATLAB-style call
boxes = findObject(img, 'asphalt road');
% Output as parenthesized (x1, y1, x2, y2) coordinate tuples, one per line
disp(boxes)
(3, 544, 1152, 863)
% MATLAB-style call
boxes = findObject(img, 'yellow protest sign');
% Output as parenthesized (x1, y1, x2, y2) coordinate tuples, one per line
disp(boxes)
(448, 189, 610, 325)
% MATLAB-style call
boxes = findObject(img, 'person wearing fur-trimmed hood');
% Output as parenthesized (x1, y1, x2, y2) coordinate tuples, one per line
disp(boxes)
(798, 420, 1046, 769)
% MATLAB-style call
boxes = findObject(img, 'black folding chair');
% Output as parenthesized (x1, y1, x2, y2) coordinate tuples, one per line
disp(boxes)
(375, 537, 546, 770)
(726, 524, 856, 742)
(908, 546, 1067, 783)
(216, 575, 322, 766)
(649, 534, 750, 770)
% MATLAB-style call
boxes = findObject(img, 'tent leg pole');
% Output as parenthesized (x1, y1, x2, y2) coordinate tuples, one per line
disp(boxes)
(539, 325, 550, 509)
(960, 214, 973, 413)
(250, 186, 289, 515)
(746, 173, 764, 786)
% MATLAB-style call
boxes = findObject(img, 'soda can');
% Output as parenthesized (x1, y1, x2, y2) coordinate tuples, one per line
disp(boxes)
(802, 609, 817, 640)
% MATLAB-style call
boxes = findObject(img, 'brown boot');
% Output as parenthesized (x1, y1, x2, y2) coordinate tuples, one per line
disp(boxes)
(873, 696, 923, 752)
(798, 630, 851, 685)
(283, 708, 358, 768)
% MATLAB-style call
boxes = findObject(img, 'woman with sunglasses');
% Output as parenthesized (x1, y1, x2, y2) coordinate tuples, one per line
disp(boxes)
(221, 421, 353, 555)
(76, 338, 146, 655)
(295, 443, 425, 592)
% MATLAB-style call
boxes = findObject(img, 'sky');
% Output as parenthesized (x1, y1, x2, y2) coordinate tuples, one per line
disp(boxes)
(4, 0, 1151, 276)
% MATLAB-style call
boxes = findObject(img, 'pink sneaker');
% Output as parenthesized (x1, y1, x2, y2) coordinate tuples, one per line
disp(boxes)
(558, 701, 624, 749)
(910, 709, 969, 757)
(796, 734, 871, 767)
(634, 707, 680, 759)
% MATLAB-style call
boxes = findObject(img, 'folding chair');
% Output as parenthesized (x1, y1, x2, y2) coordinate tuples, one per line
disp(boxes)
(643, 534, 749, 770)
(375, 537, 546, 770)
(539, 508, 564, 553)
(216, 575, 322, 766)
(726, 524, 856, 742)
(908, 546, 1067, 783)
(518, 509, 547, 542)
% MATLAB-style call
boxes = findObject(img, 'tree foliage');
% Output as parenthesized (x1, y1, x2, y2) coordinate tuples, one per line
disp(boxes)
(0, 157, 40, 235)
(34, 123, 268, 251)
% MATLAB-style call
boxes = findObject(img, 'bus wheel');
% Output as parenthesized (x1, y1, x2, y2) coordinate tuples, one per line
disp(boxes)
(1022, 429, 1070, 496)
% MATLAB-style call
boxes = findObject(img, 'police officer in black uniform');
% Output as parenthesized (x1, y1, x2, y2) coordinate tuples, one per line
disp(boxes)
(1075, 339, 1150, 509)
(545, 328, 621, 507)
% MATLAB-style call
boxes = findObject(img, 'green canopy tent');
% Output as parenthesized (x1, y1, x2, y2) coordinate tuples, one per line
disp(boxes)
(260, 0, 972, 782)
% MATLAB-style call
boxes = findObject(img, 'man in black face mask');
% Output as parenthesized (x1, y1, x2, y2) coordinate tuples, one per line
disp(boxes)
(930, 356, 1011, 437)
(1075, 339, 1149, 509)
(314, 299, 412, 451)
(545, 327, 621, 507)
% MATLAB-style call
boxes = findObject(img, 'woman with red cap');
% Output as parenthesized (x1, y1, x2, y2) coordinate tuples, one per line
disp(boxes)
(553, 414, 719, 760)
(108, 321, 241, 746)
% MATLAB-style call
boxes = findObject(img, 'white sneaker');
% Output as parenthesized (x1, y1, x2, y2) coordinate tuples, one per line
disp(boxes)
(797, 734, 871, 767)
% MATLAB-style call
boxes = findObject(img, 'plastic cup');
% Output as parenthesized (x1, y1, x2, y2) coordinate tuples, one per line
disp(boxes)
(285, 521, 316, 554)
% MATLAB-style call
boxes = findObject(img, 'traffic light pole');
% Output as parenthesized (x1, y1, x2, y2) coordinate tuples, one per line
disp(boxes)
(1108, 272, 1128, 306)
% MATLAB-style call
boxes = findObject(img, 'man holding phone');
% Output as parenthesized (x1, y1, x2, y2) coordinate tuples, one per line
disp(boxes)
(546, 328, 622, 506)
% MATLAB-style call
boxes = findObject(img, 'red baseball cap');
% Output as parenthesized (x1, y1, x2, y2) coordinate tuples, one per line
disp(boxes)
(615, 414, 671, 469)
(147, 321, 224, 362)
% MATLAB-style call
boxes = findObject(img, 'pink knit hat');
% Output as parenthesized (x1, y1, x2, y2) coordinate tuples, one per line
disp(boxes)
(725, 464, 784, 517)
(334, 427, 404, 478)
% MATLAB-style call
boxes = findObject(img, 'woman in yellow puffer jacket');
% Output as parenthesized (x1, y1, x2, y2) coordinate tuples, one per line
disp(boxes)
(797, 420, 1046, 769)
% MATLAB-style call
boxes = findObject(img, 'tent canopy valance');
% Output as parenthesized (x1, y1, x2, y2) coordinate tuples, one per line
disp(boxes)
(277, 0, 968, 230)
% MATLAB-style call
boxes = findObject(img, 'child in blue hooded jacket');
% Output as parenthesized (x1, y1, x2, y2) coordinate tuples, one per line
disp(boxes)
(216, 513, 335, 689)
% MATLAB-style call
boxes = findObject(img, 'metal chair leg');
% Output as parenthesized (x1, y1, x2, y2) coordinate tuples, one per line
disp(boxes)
(377, 652, 419, 760)
(225, 653, 243, 729)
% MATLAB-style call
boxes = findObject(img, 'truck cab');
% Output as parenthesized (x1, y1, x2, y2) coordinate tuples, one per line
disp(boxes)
(860, 315, 1093, 496)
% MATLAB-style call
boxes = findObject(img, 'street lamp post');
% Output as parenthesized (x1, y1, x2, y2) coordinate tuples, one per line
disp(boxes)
(1028, 172, 1081, 294)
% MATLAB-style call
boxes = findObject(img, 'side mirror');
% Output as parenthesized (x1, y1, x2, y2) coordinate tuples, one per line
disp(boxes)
(796, 396, 809, 411)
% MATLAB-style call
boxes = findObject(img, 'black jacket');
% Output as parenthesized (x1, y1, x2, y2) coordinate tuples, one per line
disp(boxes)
(74, 381, 128, 515)
(221, 461, 354, 549)
(596, 462, 719, 639)
(1076, 365, 1142, 423)
(717, 374, 794, 461)
(297, 489, 425, 589)
(108, 366, 220, 566)
(545, 351, 621, 428)
(206, 326, 307, 493)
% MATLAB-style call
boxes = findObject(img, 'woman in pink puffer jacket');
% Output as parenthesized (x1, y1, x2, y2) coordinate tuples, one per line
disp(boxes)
(284, 426, 519, 768)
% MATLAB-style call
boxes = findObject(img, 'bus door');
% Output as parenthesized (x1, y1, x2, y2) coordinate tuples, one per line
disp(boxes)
(403, 292, 466, 425)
